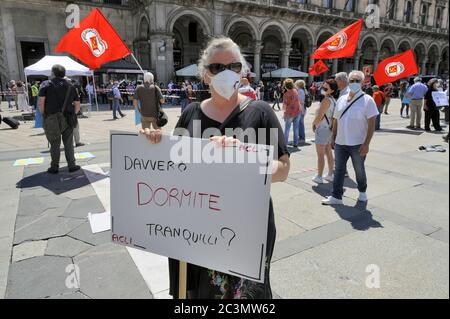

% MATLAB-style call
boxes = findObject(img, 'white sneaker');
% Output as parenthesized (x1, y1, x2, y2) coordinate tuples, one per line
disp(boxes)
(322, 196, 343, 205)
(358, 192, 368, 202)
(324, 174, 334, 182)
(312, 175, 324, 184)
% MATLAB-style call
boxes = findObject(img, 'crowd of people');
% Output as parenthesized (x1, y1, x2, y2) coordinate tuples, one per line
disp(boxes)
(1, 33, 447, 300)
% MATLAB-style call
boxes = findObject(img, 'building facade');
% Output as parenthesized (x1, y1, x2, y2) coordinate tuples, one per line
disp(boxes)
(0, 0, 448, 86)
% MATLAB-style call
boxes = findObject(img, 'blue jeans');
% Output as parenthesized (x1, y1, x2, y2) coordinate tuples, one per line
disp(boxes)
(180, 99, 189, 113)
(113, 98, 124, 118)
(375, 114, 381, 130)
(298, 112, 306, 141)
(332, 144, 367, 200)
(284, 114, 301, 146)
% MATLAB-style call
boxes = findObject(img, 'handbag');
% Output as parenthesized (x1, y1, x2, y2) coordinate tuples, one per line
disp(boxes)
(154, 85, 168, 127)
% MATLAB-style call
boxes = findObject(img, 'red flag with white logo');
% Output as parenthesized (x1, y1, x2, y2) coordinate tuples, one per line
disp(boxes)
(309, 60, 330, 76)
(373, 49, 419, 86)
(312, 19, 364, 60)
(55, 8, 131, 69)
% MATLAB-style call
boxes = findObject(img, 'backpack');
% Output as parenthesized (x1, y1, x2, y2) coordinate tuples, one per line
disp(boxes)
(304, 90, 312, 108)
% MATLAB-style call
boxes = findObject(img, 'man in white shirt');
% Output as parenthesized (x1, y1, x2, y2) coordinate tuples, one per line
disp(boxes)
(85, 82, 94, 105)
(323, 70, 379, 205)
(336, 72, 350, 98)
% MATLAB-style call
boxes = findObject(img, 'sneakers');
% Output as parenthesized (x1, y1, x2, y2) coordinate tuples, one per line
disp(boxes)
(358, 192, 368, 202)
(312, 175, 324, 184)
(75, 143, 85, 147)
(324, 174, 334, 182)
(68, 165, 81, 173)
(47, 167, 59, 174)
(322, 196, 343, 205)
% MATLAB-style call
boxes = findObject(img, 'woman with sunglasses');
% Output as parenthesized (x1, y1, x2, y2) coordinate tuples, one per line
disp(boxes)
(312, 79, 339, 184)
(141, 37, 290, 299)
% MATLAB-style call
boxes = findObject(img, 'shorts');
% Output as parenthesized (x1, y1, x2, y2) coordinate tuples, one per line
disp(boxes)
(141, 116, 159, 130)
(315, 125, 332, 145)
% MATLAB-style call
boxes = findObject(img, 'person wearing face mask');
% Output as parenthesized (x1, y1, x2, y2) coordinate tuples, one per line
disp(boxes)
(335, 72, 350, 98)
(322, 71, 379, 205)
(141, 37, 290, 299)
(424, 78, 443, 132)
(311, 79, 339, 184)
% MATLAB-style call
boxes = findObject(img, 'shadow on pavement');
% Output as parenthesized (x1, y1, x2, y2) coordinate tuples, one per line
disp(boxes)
(16, 168, 107, 195)
(333, 202, 383, 231)
(377, 128, 423, 136)
(312, 185, 383, 231)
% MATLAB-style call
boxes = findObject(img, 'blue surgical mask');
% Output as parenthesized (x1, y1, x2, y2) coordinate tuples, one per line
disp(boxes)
(349, 83, 361, 93)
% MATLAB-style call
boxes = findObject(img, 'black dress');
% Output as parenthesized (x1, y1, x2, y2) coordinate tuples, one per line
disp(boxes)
(424, 88, 442, 131)
(168, 99, 289, 299)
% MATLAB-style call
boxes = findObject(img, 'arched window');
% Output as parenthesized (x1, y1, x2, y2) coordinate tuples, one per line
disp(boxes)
(323, 0, 333, 9)
(405, 1, 413, 23)
(388, 0, 396, 20)
(344, 0, 355, 12)
(420, 3, 428, 25)
(435, 8, 442, 28)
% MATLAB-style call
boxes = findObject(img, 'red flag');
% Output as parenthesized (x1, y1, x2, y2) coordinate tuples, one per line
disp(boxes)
(309, 60, 330, 76)
(312, 19, 364, 60)
(373, 49, 419, 86)
(55, 8, 131, 69)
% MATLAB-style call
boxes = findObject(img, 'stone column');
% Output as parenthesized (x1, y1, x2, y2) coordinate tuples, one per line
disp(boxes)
(308, 46, 317, 83)
(149, 33, 174, 85)
(354, 49, 362, 71)
(332, 59, 338, 75)
(373, 50, 380, 71)
(434, 55, 441, 76)
(421, 58, 428, 75)
(253, 41, 263, 82)
(280, 43, 292, 68)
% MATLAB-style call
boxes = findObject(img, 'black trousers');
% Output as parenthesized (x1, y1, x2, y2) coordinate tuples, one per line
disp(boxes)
(425, 108, 442, 131)
(49, 127, 76, 169)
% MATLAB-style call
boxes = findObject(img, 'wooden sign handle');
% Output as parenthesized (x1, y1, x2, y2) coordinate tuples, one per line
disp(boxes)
(178, 261, 187, 299)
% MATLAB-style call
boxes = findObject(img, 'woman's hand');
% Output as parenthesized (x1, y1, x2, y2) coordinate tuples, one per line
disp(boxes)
(312, 122, 317, 132)
(209, 135, 240, 147)
(140, 128, 162, 144)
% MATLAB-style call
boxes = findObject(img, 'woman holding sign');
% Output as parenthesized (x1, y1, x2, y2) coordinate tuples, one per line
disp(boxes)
(424, 78, 443, 132)
(141, 37, 290, 299)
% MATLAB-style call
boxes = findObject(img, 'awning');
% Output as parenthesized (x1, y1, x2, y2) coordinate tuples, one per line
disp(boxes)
(24, 55, 93, 77)
(175, 64, 199, 77)
(262, 67, 309, 78)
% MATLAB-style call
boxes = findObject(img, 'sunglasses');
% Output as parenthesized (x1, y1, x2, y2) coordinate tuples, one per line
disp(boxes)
(206, 62, 243, 75)
(349, 79, 361, 83)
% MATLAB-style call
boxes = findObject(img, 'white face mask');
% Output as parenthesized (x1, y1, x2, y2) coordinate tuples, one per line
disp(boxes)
(321, 89, 327, 96)
(210, 69, 241, 100)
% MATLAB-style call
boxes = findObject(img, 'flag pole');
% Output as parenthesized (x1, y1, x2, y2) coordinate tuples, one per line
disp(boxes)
(91, 74, 99, 112)
(130, 53, 145, 74)
(178, 261, 187, 299)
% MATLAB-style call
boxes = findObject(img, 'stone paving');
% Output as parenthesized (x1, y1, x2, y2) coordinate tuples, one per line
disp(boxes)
(0, 100, 448, 299)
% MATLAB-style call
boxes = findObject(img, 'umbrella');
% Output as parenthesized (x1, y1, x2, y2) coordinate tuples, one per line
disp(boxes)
(262, 67, 308, 78)
(175, 64, 199, 77)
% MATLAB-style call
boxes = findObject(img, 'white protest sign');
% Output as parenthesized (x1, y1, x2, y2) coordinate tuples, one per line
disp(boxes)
(110, 132, 273, 283)
(432, 91, 449, 107)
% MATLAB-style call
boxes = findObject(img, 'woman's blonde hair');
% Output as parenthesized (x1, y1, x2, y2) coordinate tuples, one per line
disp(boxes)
(295, 80, 306, 89)
(198, 37, 249, 79)
(283, 78, 294, 90)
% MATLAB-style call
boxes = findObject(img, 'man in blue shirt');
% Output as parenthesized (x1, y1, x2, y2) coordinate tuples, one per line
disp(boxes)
(112, 81, 125, 120)
(406, 77, 428, 129)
